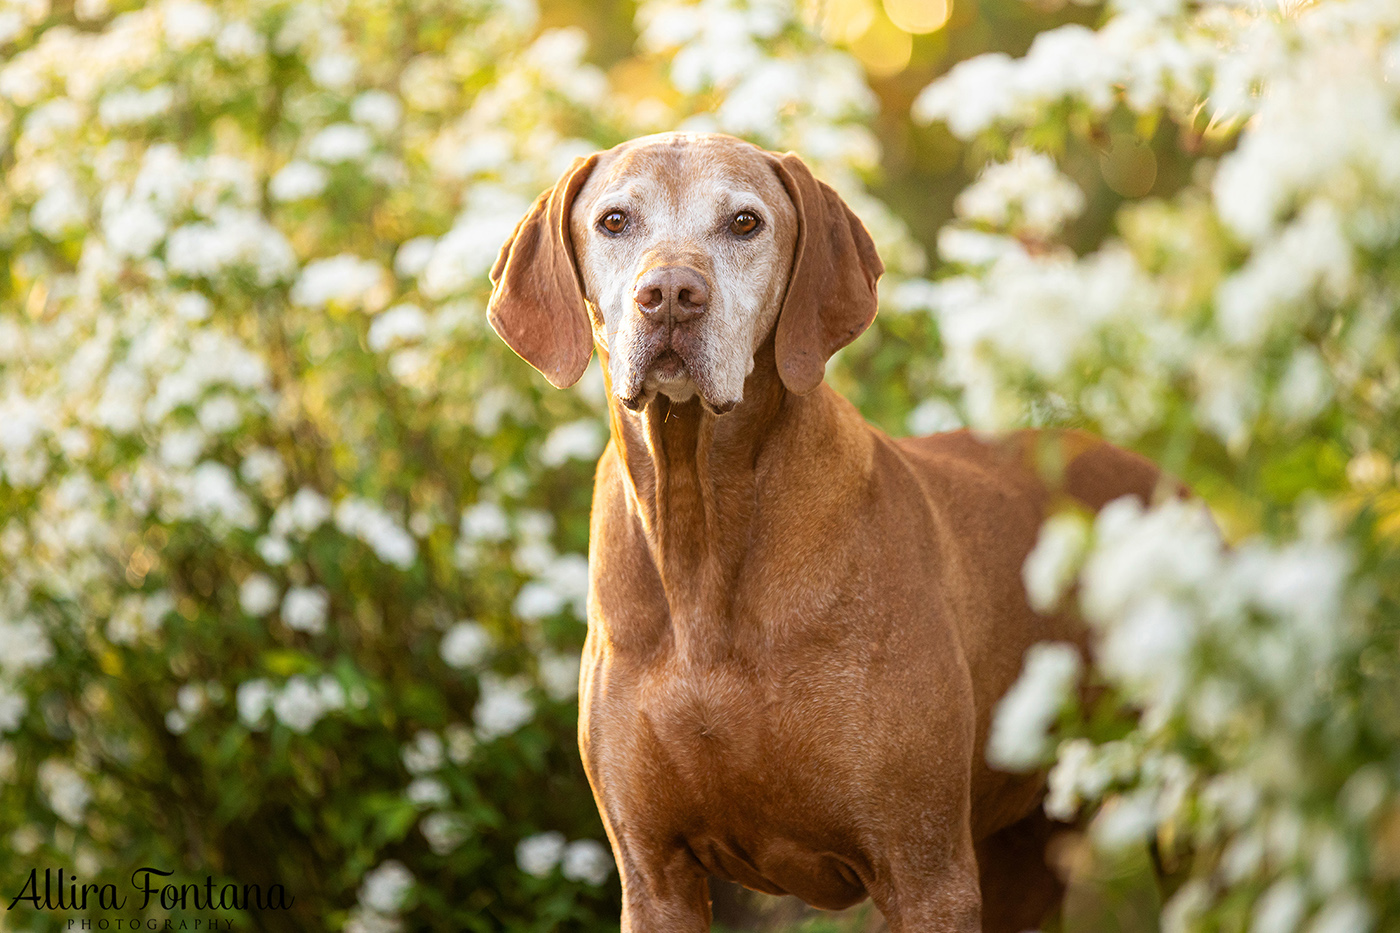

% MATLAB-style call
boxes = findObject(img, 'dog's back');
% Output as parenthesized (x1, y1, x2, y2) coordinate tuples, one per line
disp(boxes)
(892, 427, 1171, 823)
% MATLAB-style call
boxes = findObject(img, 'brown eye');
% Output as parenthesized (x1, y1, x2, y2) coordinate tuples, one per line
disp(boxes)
(599, 210, 628, 235)
(729, 211, 760, 237)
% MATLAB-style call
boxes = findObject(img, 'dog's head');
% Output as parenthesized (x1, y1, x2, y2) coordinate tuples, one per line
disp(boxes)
(487, 132, 883, 413)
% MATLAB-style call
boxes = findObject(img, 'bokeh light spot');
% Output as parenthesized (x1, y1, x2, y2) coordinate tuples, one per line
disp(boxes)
(1100, 133, 1158, 198)
(851, 14, 913, 77)
(882, 0, 952, 34)
(821, 0, 877, 45)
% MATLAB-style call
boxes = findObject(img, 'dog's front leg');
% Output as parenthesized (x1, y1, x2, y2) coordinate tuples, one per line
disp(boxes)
(613, 834, 713, 933)
(863, 778, 984, 933)
(869, 832, 982, 933)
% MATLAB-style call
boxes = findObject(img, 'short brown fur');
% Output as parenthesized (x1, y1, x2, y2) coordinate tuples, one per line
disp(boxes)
(489, 134, 1173, 932)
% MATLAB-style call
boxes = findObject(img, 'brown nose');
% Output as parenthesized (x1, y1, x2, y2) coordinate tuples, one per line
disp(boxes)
(633, 265, 709, 323)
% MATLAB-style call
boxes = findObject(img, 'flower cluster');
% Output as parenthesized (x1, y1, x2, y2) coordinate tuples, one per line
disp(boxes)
(0, 0, 899, 927)
(913, 0, 1400, 928)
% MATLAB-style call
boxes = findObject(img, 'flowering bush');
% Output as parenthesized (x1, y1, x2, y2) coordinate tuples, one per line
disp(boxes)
(912, 0, 1400, 929)
(0, 0, 917, 929)
(4, 0, 1396, 929)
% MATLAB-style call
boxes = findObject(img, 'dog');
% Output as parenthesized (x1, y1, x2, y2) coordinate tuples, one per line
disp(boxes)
(487, 132, 1169, 932)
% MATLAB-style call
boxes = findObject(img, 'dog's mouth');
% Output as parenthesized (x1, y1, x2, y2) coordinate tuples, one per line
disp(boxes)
(616, 332, 736, 415)
(649, 348, 686, 382)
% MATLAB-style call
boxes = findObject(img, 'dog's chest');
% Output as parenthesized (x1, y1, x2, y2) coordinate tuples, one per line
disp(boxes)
(591, 657, 874, 905)
(637, 660, 772, 772)
(591, 640, 876, 816)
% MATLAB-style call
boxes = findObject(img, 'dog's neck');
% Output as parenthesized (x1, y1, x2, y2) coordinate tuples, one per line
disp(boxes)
(604, 341, 785, 591)
(599, 341, 868, 660)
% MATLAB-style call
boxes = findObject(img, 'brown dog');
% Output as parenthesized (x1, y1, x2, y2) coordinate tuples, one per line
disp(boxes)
(488, 133, 1166, 932)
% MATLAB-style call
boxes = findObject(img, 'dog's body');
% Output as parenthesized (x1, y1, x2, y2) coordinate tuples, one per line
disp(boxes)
(489, 133, 1168, 931)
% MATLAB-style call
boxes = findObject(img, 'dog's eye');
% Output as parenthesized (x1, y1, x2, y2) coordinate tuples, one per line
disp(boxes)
(729, 211, 761, 237)
(599, 211, 628, 235)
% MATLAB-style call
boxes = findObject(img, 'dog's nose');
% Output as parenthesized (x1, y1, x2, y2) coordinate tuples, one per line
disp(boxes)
(633, 266, 709, 323)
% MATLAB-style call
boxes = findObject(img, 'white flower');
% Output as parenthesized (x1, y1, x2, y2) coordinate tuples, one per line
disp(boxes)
(0, 618, 54, 674)
(906, 398, 962, 435)
(307, 123, 374, 163)
(1023, 512, 1091, 613)
(360, 860, 414, 914)
(163, 0, 217, 49)
(165, 209, 295, 284)
(394, 237, 436, 278)
(98, 85, 175, 127)
(318, 676, 346, 711)
(281, 586, 329, 634)
(184, 461, 258, 529)
(440, 621, 491, 669)
(351, 90, 402, 134)
(173, 291, 212, 321)
(538, 651, 580, 703)
(514, 582, 563, 620)
(30, 182, 86, 239)
(460, 501, 510, 543)
(272, 675, 326, 733)
(269, 161, 328, 202)
(420, 813, 469, 856)
(912, 51, 1019, 138)
(256, 535, 293, 566)
(309, 51, 358, 91)
(987, 642, 1082, 770)
(334, 498, 416, 568)
(937, 228, 1024, 267)
(214, 20, 263, 60)
(539, 420, 604, 467)
(474, 673, 534, 740)
(1091, 788, 1158, 851)
(9, 824, 42, 857)
(515, 831, 566, 877)
(419, 197, 526, 297)
(102, 200, 167, 257)
(955, 149, 1085, 237)
(196, 394, 241, 433)
(367, 303, 428, 352)
(1273, 347, 1331, 424)
(513, 542, 555, 576)
(406, 777, 450, 807)
(1252, 878, 1307, 933)
(239, 447, 284, 491)
(1080, 497, 1222, 624)
(1045, 738, 1095, 820)
(1339, 766, 1388, 822)
(0, 686, 28, 733)
(1098, 595, 1194, 719)
(176, 683, 206, 716)
(290, 254, 386, 309)
(344, 907, 403, 933)
(0, 10, 25, 44)
(402, 730, 444, 774)
(106, 594, 173, 646)
(514, 552, 588, 619)
(272, 487, 332, 537)
(561, 839, 613, 885)
(239, 574, 279, 617)
(39, 759, 91, 825)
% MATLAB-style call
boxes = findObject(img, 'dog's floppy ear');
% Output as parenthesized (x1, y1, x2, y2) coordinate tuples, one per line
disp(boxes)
(488, 154, 598, 388)
(767, 152, 884, 395)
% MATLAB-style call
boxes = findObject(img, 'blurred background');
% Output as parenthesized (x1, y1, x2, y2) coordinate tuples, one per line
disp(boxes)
(3, 0, 1399, 930)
